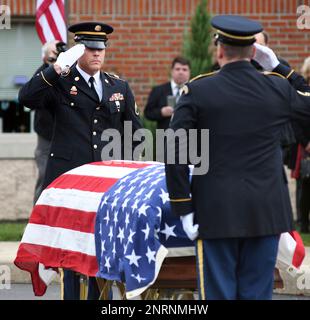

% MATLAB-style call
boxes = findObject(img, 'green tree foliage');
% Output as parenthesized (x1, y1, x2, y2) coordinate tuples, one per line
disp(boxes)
(182, 0, 213, 78)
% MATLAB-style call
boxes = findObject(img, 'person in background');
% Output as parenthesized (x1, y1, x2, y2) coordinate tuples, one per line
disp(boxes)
(291, 57, 310, 233)
(144, 57, 191, 130)
(33, 40, 66, 203)
(301, 57, 310, 84)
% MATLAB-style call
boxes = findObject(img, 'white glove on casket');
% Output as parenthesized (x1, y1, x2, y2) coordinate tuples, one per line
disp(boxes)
(253, 43, 280, 71)
(55, 44, 85, 71)
(180, 212, 199, 241)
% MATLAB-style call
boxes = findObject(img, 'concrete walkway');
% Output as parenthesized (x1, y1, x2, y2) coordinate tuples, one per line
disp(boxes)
(1, 242, 310, 296)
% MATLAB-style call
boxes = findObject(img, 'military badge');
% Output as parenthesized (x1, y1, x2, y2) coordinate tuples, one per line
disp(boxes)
(181, 85, 189, 95)
(70, 86, 78, 95)
(109, 93, 124, 101)
(115, 100, 121, 112)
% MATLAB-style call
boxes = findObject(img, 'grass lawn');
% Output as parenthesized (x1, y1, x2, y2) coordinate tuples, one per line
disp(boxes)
(0, 221, 310, 246)
(0, 222, 27, 241)
(300, 232, 310, 247)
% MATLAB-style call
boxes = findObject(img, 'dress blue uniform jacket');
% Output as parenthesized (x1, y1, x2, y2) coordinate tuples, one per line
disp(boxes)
(166, 60, 310, 239)
(32, 63, 54, 141)
(19, 64, 142, 188)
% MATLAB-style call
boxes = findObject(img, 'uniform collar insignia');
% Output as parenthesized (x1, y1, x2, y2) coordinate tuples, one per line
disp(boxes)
(70, 85, 78, 95)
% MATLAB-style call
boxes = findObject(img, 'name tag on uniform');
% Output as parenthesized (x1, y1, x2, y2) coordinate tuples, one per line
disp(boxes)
(109, 93, 124, 101)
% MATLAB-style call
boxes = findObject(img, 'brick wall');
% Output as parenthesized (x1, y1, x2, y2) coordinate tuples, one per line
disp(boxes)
(4, 0, 310, 108)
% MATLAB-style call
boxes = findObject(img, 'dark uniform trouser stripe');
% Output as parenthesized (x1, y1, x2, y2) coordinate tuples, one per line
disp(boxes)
(196, 239, 206, 300)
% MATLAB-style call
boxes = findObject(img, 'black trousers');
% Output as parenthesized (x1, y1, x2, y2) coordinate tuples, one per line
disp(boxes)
(63, 269, 100, 300)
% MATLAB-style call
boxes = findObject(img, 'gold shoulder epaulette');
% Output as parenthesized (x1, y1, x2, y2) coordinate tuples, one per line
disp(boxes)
(189, 71, 218, 83)
(105, 72, 125, 81)
(297, 90, 310, 97)
(262, 71, 286, 79)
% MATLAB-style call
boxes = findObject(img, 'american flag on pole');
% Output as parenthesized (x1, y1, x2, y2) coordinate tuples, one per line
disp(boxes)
(36, 0, 67, 44)
(14, 160, 305, 298)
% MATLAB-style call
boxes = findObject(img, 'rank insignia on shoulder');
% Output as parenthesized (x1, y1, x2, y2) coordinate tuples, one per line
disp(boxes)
(297, 90, 310, 97)
(105, 72, 125, 81)
(262, 71, 286, 79)
(189, 71, 218, 83)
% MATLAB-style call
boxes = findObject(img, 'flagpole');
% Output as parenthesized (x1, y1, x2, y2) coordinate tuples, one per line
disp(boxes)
(65, 0, 69, 45)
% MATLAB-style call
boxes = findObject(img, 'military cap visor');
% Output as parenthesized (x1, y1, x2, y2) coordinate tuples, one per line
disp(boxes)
(68, 22, 113, 49)
(78, 39, 106, 50)
(211, 15, 263, 46)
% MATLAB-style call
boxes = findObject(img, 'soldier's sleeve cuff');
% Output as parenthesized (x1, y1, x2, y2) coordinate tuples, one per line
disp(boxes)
(273, 64, 295, 79)
(169, 198, 193, 217)
(40, 65, 60, 87)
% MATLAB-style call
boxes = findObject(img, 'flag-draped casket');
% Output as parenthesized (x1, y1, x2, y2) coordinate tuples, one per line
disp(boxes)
(14, 161, 305, 299)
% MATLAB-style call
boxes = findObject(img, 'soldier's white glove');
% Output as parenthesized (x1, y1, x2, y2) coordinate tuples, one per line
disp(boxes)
(180, 212, 199, 241)
(55, 44, 85, 72)
(253, 43, 280, 71)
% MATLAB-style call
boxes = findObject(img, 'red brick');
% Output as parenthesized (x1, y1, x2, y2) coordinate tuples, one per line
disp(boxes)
(9, 0, 309, 107)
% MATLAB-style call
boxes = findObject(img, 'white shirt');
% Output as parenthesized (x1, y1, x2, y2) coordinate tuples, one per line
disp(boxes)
(170, 80, 182, 97)
(76, 64, 103, 101)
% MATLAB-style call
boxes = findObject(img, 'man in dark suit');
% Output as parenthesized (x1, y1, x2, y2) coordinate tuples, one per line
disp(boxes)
(165, 15, 310, 300)
(19, 22, 142, 300)
(32, 40, 66, 204)
(144, 57, 191, 129)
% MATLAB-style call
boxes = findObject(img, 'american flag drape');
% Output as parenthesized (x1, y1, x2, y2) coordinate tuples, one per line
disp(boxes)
(36, 0, 67, 44)
(14, 160, 305, 298)
(14, 161, 153, 296)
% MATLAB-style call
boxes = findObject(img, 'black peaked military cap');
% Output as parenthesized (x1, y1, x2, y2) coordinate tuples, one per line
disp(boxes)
(68, 22, 114, 49)
(211, 15, 263, 46)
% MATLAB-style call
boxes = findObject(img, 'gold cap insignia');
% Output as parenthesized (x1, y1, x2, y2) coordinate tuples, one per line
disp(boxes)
(95, 25, 102, 31)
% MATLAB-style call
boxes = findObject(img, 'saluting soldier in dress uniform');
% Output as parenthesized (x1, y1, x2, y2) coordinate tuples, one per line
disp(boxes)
(19, 22, 142, 300)
(165, 15, 310, 300)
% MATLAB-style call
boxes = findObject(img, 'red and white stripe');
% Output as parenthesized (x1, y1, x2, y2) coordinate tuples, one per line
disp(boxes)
(36, 0, 67, 44)
(14, 161, 153, 296)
